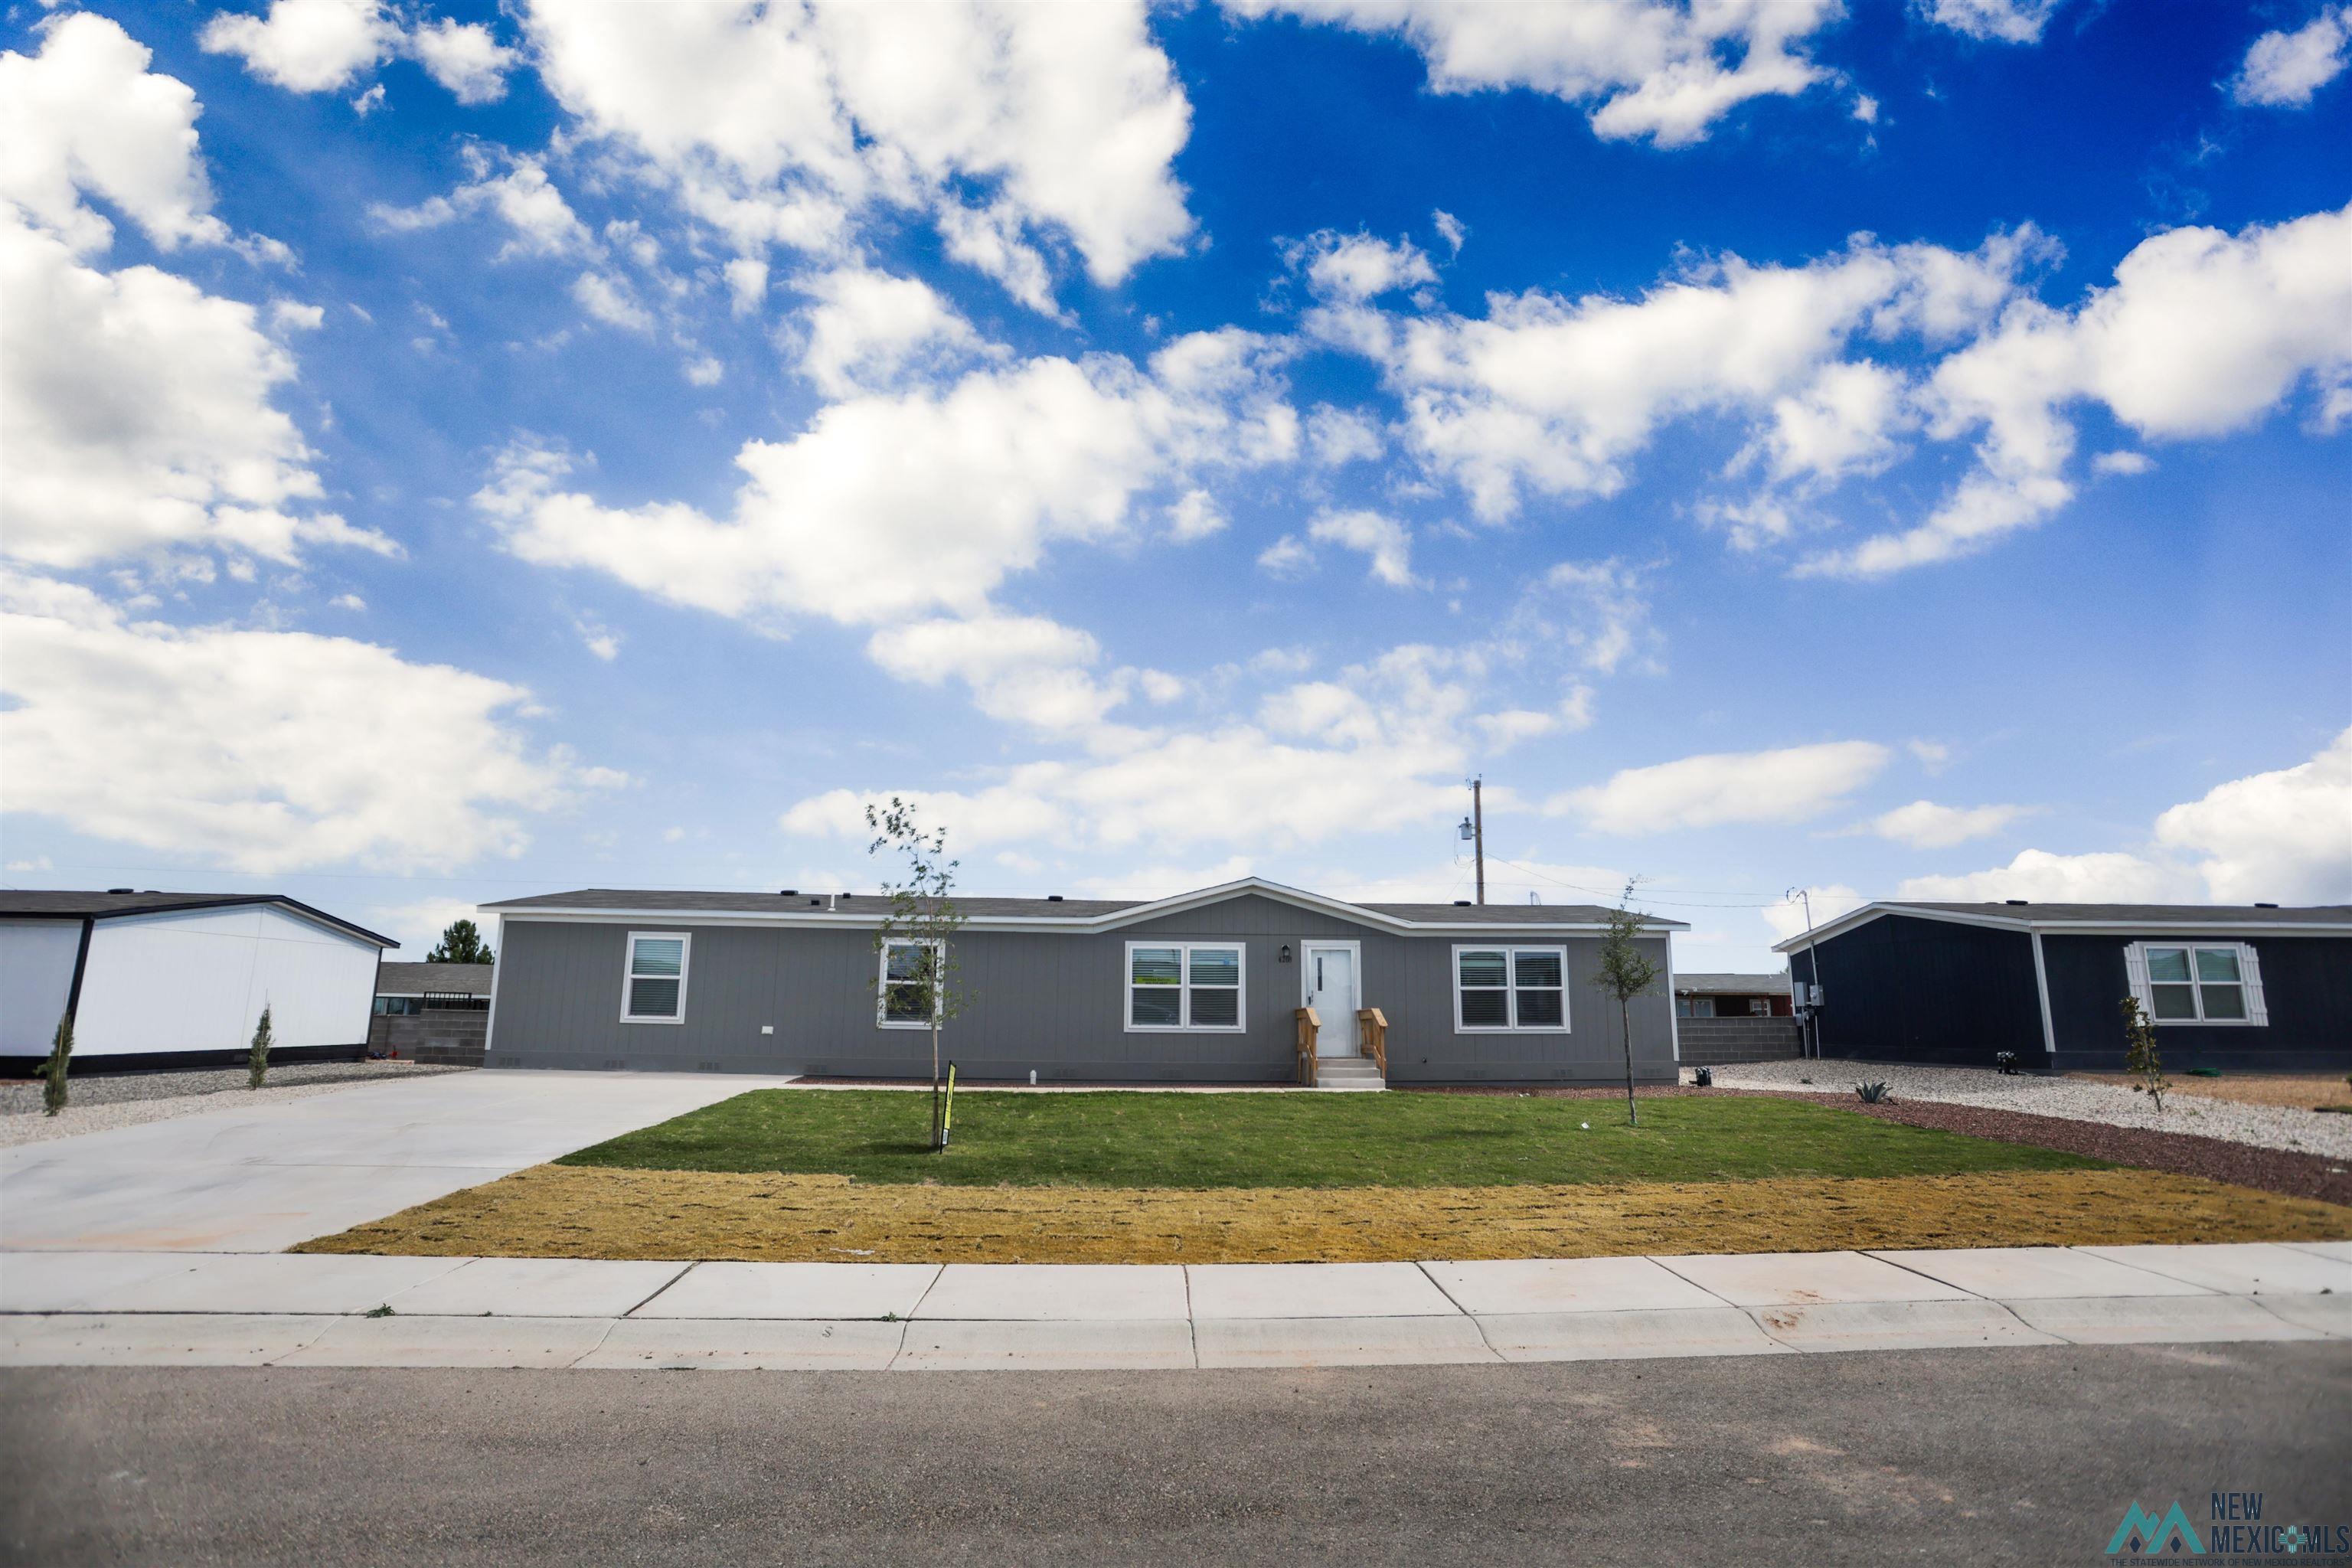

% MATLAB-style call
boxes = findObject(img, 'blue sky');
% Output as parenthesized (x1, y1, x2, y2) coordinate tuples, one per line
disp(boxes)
(2, 0, 2347, 972)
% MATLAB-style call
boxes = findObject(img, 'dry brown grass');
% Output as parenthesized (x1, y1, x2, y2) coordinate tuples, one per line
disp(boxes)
(293, 1165, 2352, 1265)
(2073, 1072, 2352, 1109)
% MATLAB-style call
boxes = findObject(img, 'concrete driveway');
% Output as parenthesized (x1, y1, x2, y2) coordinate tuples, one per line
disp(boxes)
(0, 1070, 792, 1253)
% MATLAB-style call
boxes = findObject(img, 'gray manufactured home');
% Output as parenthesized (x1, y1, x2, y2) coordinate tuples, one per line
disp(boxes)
(481, 877, 1686, 1086)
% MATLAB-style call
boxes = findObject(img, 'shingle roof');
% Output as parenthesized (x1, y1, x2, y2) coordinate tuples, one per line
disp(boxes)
(481, 883, 1669, 929)
(1676, 972, 1790, 994)
(482, 888, 1142, 918)
(0, 890, 396, 947)
(1896, 902, 2352, 926)
(375, 961, 495, 996)
(1357, 902, 1627, 923)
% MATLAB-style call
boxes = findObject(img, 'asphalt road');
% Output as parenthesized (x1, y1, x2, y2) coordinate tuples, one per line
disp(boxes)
(5, 1344, 2347, 1566)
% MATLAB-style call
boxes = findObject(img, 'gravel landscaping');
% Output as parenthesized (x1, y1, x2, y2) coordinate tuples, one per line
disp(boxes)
(1706, 1057, 2352, 1162)
(0, 1061, 471, 1149)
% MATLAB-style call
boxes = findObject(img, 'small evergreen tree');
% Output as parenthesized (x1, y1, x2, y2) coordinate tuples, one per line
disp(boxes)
(2121, 996, 2168, 1112)
(1591, 880, 1662, 1126)
(867, 797, 967, 1151)
(248, 1003, 273, 1089)
(41, 1011, 74, 1117)
(426, 918, 494, 965)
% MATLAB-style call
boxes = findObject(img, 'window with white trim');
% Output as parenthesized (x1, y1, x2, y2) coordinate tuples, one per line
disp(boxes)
(622, 933, 689, 1023)
(2127, 942, 2266, 1025)
(1126, 942, 1244, 1031)
(877, 939, 944, 1028)
(1455, 946, 1569, 1032)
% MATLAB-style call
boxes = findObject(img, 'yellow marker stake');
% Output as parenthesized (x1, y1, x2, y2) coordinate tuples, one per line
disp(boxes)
(942, 1063, 956, 1146)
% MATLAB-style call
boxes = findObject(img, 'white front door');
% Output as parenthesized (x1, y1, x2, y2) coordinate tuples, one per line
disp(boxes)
(1306, 946, 1358, 1057)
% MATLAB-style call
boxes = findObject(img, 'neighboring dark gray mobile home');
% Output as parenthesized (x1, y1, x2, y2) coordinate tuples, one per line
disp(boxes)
(1776, 902, 2352, 1073)
(480, 877, 1686, 1086)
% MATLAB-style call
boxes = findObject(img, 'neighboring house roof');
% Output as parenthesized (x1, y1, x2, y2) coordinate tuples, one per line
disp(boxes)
(1676, 972, 1790, 995)
(0, 890, 397, 949)
(375, 961, 495, 997)
(1772, 901, 2352, 952)
(483, 875, 1687, 936)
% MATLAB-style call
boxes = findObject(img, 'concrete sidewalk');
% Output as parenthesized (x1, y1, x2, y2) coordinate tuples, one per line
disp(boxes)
(5, 1241, 2344, 1370)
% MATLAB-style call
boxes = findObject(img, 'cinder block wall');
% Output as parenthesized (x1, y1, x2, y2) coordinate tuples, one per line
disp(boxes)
(367, 1011, 487, 1066)
(1677, 1017, 1803, 1066)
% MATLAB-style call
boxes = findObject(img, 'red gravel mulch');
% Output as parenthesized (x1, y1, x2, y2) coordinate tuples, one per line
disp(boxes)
(1785, 1092, 2352, 1208)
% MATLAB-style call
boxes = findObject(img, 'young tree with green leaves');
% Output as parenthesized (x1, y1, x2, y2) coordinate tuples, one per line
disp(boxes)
(867, 797, 967, 1151)
(41, 1012, 73, 1117)
(426, 918, 494, 965)
(1590, 880, 1662, 1126)
(2121, 996, 2168, 1112)
(248, 1004, 273, 1090)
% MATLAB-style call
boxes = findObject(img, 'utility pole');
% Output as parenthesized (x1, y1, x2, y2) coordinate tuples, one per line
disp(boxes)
(1471, 776, 1485, 906)
(1786, 886, 1820, 1059)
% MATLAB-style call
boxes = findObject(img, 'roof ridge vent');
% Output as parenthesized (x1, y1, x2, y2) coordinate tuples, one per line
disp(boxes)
(2253, 901, 2278, 908)
(1046, 894, 1064, 902)
(779, 888, 798, 897)
(2003, 899, 2028, 906)
(106, 887, 133, 894)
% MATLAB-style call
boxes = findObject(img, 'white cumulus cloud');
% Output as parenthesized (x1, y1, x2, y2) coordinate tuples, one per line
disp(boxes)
(2232, 6, 2350, 107)
(1551, 740, 1892, 833)
(475, 330, 1298, 629)
(1224, 0, 1843, 146)
(1919, 0, 2066, 44)
(1862, 799, 2034, 849)
(1893, 730, 2352, 907)
(521, 0, 1194, 309)
(793, 266, 991, 400)
(1814, 203, 2352, 576)
(1, 577, 614, 874)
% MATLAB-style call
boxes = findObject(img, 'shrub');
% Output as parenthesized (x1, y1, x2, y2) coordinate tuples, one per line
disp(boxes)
(1854, 1080, 1893, 1103)
(248, 1004, 273, 1090)
(41, 1012, 74, 1117)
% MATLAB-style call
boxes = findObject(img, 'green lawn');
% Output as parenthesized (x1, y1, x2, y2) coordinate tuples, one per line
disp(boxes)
(556, 1089, 2099, 1189)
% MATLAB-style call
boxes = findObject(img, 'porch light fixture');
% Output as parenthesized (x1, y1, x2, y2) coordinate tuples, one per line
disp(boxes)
(1279, 943, 1293, 963)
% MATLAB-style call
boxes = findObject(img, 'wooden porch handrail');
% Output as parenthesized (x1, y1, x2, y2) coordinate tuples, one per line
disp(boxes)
(1294, 1007, 1320, 1086)
(1357, 1007, 1387, 1077)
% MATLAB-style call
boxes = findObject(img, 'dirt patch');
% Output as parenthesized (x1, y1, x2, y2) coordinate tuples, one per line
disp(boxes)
(2073, 1073, 2352, 1111)
(292, 1165, 2352, 1265)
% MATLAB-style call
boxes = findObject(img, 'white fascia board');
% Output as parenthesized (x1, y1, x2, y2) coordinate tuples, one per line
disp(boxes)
(1771, 903, 2350, 952)
(2020, 920, 2350, 934)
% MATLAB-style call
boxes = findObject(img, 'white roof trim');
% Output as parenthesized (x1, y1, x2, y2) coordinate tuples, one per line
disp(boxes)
(493, 874, 1686, 936)
(1771, 901, 2350, 952)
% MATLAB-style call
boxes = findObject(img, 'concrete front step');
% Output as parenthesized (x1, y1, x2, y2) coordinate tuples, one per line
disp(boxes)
(1314, 1057, 1386, 1091)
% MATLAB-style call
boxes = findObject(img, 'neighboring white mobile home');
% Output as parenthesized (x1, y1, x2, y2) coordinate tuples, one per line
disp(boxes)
(1, 891, 397, 1069)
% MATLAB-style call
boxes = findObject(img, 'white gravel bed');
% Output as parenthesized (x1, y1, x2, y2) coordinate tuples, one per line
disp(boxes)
(1707, 1058, 2352, 1161)
(0, 1063, 471, 1150)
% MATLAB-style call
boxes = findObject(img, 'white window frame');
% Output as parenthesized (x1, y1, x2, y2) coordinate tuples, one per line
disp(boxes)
(2125, 940, 2267, 1027)
(876, 939, 946, 1030)
(619, 931, 691, 1024)
(1452, 944, 1570, 1034)
(1124, 940, 1246, 1033)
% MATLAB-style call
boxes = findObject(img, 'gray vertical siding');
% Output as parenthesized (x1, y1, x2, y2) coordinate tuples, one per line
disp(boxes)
(487, 893, 1679, 1085)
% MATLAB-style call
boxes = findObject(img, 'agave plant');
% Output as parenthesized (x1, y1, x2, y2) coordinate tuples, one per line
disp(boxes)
(1854, 1080, 1893, 1104)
